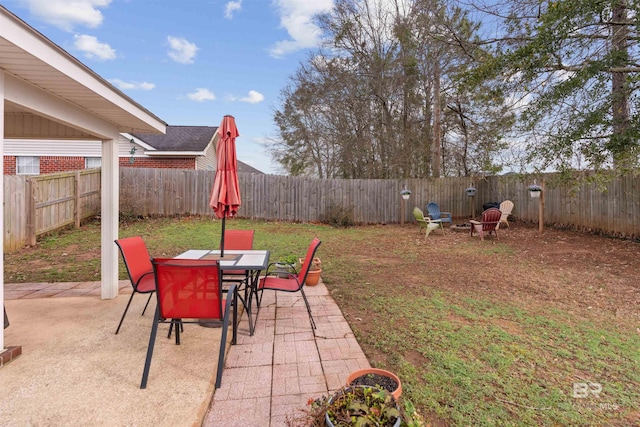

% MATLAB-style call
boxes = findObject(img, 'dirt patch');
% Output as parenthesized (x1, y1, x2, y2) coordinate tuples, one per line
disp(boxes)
(326, 220, 639, 360)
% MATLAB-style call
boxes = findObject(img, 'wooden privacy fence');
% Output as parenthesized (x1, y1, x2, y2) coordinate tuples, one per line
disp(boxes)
(119, 168, 640, 239)
(4, 168, 639, 251)
(4, 170, 101, 251)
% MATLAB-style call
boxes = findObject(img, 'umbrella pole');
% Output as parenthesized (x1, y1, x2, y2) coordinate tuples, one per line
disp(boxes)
(220, 212, 226, 257)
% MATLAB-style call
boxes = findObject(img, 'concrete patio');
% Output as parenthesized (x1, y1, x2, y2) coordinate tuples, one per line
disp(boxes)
(2, 280, 370, 426)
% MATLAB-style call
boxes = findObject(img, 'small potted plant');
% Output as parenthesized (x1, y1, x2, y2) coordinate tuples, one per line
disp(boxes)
(324, 386, 401, 427)
(299, 257, 322, 286)
(274, 254, 298, 278)
(401, 189, 411, 200)
(286, 386, 402, 427)
(528, 184, 542, 198)
(286, 387, 426, 426)
(465, 186, 476, 197)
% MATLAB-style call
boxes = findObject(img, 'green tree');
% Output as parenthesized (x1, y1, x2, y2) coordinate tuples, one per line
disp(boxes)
(467, 0, 640, 174)
(270, 0, 513, 178)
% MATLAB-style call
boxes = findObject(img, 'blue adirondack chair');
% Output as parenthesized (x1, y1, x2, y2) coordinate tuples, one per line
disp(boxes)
(426, 202, 452, 224)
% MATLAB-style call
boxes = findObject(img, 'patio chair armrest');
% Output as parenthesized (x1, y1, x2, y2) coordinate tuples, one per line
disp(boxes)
(133, 270, 154, 288)
(469, 220, 481, 224)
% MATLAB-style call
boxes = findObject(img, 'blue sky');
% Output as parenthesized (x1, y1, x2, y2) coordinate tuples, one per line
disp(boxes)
(3, 0, 335, 174)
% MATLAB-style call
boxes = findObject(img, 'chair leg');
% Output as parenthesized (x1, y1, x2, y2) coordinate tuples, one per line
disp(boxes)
(167, 319, 184, 340)
(216, 284, 237, 389)
(231, 286, 238, 345)
(254, 287, 265, 327)
(173, 319, 181, 345)
(141, 292, 154, 316)
(140, 307, 160, 389)
(115, 292, 136, 334)
(299, 288, 316, 330)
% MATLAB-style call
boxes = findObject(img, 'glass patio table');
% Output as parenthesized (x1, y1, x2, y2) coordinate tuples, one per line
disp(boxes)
(173, 249, 270, 343)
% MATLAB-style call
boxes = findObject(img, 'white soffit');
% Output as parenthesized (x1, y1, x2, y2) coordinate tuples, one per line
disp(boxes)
(0, 6, 166, 138)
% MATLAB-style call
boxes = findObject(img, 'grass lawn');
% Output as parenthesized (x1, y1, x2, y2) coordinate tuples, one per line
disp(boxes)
(4, 216, 639, 426)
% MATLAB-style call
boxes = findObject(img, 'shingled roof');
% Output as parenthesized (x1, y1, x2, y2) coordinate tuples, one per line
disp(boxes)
(130, 125, 216, 152)
(129, 125, 264, 173)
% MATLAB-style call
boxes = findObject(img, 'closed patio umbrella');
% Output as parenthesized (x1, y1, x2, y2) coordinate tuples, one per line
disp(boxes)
(209, 115, 241, 256)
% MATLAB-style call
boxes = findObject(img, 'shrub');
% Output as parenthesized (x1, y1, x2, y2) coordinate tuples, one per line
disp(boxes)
(323, 203, 355, 228)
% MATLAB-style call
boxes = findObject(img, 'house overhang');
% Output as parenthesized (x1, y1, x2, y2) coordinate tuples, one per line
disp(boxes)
(0, 5, 166, 137)
(0, 5, 167, 354)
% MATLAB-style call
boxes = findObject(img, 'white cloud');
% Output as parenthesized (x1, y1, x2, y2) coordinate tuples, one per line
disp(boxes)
(73, 34, 115, 60)
(269, 0, 333, 58)
(167, 36, 199, 64)
(187, 88, 216, 101)
(23, 0, 110, 32)
(239, 90, 265, 104)
(109, 79, 155, 90)
(224, 1, 242, 19)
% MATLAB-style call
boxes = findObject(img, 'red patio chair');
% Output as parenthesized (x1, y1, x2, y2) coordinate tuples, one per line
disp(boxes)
(114, 236, 156, 334)
(140, 258, 236, 389)
(257, 237, 321, 330)
(221, 229, 256, 333)
(470, 208, 501, 241)
(222, 229, 255, 284)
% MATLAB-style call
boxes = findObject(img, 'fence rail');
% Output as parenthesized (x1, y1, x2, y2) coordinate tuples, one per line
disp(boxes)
(4, 168, 639, 251)
(4, 170, 101, 251)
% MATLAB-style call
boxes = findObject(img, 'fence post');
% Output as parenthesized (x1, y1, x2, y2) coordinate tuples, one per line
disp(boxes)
(26, 178, 36, 246)
(539, 179, 545, 235)
(74, 171, 80, 228)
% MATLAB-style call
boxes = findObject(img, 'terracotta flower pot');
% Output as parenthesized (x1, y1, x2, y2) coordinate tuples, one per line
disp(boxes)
(347, 368, 402, 401)
(304, 268, 321, 286)
(299, 257, 322, 286)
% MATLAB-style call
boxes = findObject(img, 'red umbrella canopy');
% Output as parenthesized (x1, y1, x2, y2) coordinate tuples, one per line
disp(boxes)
(209, 115, 241, 219)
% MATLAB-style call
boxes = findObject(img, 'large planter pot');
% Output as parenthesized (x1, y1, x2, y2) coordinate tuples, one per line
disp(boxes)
(304, 269, 322, 286)
(347, 368, 402, 401)
(299, 257, 322, 286)
(325, 386, 401, 427)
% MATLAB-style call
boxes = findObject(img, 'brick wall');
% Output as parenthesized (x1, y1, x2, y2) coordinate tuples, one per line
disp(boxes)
(3, 155, 197, 174)
(4, 156, 16, 175)
(120, 158, 196, 169)
(40, 156, 85, 174)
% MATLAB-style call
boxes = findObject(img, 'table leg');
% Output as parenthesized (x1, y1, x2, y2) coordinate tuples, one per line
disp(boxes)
(232, 286, 239, 344)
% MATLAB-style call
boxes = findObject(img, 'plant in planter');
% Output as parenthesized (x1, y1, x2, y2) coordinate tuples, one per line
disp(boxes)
(274, 254, 298, 278)
(400, 189, 411, 200)
(528, 184, 542, 198)
(325, 386, 400, 427)
(299, 257, 322, 286)
(285, 386, 425, 427)
(465, 187, 476, 197)
(347, 368, 402, 401)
